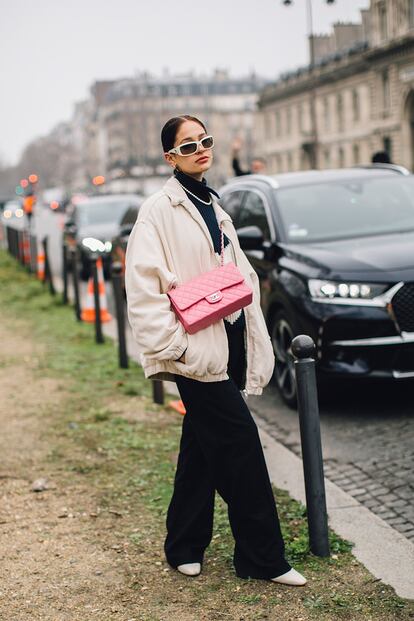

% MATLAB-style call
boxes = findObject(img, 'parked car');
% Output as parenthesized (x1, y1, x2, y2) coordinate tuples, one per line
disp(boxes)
(0, 195, 15, 213)
(110, 204, 141, 287)
(63, 193, 143, 279)
(1, 199, 24, 222)
(40, 187, 70, 212)
(219, 168, 414, 406)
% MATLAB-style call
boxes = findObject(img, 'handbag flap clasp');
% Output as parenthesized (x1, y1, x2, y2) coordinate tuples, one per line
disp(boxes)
(206, 291, 222, 304)
(167, 262, 244, 311)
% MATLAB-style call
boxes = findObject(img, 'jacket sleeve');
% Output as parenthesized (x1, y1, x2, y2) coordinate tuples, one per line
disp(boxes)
(125, 219, 188, 361)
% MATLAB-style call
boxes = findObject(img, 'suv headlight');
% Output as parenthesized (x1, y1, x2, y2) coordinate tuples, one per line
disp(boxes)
(308, 279, 389, 305)
(81, 238, 112, 253)
(82, 237, 106, 253)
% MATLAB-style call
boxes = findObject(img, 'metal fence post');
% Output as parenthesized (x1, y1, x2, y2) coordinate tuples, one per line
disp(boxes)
(152, 380, 164, 405)
(18, 229, 24, 264)
(111, 261, 129, 368)
(6, 226, 12, 256)
(30, 234, 37, 273)
(42, 236, 56, 295)
(91, 254, 104, 344)
(291, 334, 330, 558)
(13, 228, 19, 259)
(23, 229, 31, 270)
(62, 243, 69, 304)
(69, 246, 82, 321)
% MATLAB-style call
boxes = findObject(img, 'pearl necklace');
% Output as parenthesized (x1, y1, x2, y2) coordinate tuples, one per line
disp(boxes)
(177, 181, 212, 206)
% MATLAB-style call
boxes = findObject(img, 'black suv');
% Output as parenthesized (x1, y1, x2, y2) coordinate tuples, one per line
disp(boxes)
(63, 193, 143, 279)
(219, 168, 414, 406)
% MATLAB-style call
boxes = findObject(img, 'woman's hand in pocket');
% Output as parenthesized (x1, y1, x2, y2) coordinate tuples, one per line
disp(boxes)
(176, 352, 186, 364)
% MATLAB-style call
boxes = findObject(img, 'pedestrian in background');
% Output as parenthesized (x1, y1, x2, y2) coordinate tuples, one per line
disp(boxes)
(371, 151, 392, 164)
(23, 193, 36, 228)
(125, 114, 306, 586)
(231, 137, 267, 176)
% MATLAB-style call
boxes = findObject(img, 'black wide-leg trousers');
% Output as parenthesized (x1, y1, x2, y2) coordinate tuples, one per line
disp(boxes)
(164, 335, 291, 579)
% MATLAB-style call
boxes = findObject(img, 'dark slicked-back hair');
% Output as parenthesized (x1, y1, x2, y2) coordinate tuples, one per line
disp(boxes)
(161, 115, 207, 152)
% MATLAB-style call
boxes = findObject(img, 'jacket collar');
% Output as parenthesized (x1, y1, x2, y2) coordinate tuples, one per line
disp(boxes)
(162, 176, 232, 226)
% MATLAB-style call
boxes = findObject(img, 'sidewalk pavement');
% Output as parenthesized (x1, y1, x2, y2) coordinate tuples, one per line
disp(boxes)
(55, 276, 414, 600)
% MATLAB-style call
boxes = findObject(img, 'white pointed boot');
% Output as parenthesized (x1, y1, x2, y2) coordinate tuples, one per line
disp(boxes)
(271, 568, 307, 586)
(177, 562, 201, 576)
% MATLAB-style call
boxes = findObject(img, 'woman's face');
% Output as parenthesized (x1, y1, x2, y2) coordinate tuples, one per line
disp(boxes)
(164, 119, 213, 178)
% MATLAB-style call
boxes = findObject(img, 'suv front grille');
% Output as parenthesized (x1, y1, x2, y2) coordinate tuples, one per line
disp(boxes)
(391, 283, 414, 332)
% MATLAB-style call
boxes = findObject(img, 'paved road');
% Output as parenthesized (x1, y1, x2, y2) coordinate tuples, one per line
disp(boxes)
(7, 208, 414, 543)
(249, 381, 414, 543)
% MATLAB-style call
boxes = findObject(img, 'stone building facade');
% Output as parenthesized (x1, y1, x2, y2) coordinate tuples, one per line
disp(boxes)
(80, 70, 267, 188)
(258, 0, 414, 173)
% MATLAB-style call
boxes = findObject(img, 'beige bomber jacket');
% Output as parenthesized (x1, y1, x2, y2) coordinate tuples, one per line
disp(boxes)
(125, 176, 275, 395)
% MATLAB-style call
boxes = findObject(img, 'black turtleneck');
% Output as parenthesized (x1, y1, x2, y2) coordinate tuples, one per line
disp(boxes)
(174, 169, 228, 256)
(175, 169, 246, 341)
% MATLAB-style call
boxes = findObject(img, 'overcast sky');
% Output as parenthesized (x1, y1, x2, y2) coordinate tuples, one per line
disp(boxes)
(0, 0, 369, 165)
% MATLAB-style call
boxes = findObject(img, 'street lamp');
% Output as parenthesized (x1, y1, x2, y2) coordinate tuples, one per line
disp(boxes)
(282, 0, 336, 169)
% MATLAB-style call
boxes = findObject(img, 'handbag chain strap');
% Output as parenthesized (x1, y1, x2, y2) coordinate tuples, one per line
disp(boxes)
(219, 224, 225, 268)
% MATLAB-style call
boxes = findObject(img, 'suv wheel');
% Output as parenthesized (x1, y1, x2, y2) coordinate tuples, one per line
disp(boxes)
(271, 311, 297, 408)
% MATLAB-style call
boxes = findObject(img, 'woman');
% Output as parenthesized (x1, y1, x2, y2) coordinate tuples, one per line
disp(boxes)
(125, 115, 306, 586)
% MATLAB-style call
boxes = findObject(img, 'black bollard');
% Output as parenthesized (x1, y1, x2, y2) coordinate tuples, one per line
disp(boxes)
(91, 254, 104, 344)
(152, 380, 164, 405)
(62, 243, 69, 304)
(13, 227, 19, 259)
(18, 229, 24, 264)
(23, 229, 31, 271)
(30, 234, 37, 273)
(6, 226, 12, 256)
(69, 246, 82, 321)
(291, 334, 330, 558)
(11, 227, 18, 259)
(111, 261, 129, 368)
(42, 236, 56, 295)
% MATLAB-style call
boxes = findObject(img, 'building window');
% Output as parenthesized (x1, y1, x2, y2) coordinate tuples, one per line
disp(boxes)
(287, 151, 293, 170)
(324, 148, 330, 168)
(323, 97, 330, 131)
(338, 146, 345, 168)
(265, 113, 272, 138)
(276, 154, 282, 171)
(379, 2, 388, 41)
(275, 110, 281, 137)
(353, 144, 360, 164)
(300, 150, 307, 170)
(383, 136, 392, 161)
(286, 107, 292, 135)
(352, 89, 360, 122)
(336, 93, 344, 132)
(382, 70, 390, 110)
(298, 104, 304, 132)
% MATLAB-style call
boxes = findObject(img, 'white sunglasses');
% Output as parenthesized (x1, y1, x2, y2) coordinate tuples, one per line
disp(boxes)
(168, 135, 214, 157)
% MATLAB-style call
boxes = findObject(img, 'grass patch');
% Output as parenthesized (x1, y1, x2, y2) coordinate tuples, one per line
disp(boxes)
(1, 248, 414, 620)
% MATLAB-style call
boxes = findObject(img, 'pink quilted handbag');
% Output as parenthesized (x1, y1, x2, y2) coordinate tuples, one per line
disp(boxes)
(167, 230, 253, 334)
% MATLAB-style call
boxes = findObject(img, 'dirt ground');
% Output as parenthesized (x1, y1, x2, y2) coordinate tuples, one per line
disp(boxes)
(0, 325, 139, 621)
(2, 312, 413, 621)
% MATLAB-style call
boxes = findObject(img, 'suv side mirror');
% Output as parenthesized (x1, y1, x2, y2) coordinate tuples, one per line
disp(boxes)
(120, 223, 134, 237)
(237, 225, 264, 250)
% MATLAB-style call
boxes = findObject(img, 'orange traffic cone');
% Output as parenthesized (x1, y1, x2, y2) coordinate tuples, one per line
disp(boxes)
(81, 257, 112, 323)
(168, 399, 186, 416)
(37, 246, 45, 280)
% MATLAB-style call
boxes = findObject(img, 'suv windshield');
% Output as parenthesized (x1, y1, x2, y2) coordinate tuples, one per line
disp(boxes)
(275, 176, 414, 243)
(77, 199, 131, 226)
